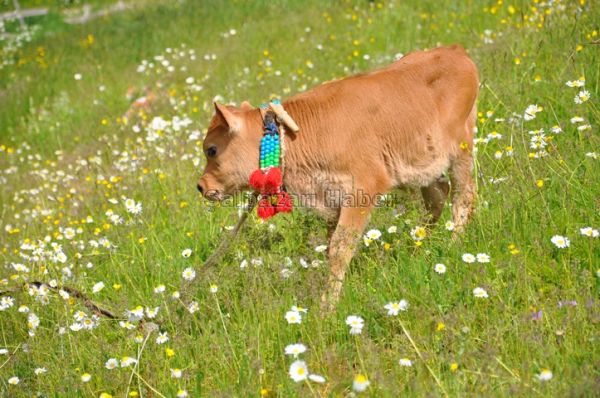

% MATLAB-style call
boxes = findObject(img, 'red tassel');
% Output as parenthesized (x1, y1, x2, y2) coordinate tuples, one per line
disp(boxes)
(257, 197, 276, 220)
(249, 169, 266, 190)
(263, 167, 282, 193)
(250, 165, 290, 218)
(276, 191, 293, 213)
(257, 206, 276, 220)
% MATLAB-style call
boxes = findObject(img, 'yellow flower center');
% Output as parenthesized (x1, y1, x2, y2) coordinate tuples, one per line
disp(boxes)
(355, 374, 367, 383)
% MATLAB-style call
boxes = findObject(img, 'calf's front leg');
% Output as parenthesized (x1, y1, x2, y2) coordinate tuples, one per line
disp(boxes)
(320, 205, 372, 312)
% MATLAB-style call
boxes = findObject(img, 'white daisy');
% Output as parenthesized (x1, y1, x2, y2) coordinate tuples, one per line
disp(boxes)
(285, 310, 302, 324)
(577, 124, 591, 132)
(170, 368, 183, 378)
(434, 263, 447, 274)
(177, 389, 188, 398)
(188, 301, 200, 314)
(353, 374, 370, 392)
(410, 226, 427, 241)
(182, 267, 196, 281)
(365, 229, 382, 240)
(308, 374, 326, 383)
(74, 311, 87, 322)
(0, 296, 14, 311)
(127, 306, 144, 322)
(536, 369, 553, 381)
(462, 253, 476, 263)
(289, 360, 308, 382)
(384, 300, 408, 316)
(476, 253, 490, 263)
(473, 287, 489, 298)
(345, 315, 365, 334)
(523, 104, 542, 121)
(124, 198, 142, 214)
(574, 90, 590, 104)
(120, 356, 137, 367)
(284, 343, 307, 358)
(315, 245, 328, 253)
(105, 358, 119, 370)
(580, 227, 599, 238)
(156, 331, 169, 345)
(92, 281, 105, 293)
(565, 79, 584, 87)
(550, 235, 570, 249)
(570, 116, 584, 124)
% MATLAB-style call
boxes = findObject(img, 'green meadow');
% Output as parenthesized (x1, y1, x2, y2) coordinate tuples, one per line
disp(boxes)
(0, 0, 599, 396)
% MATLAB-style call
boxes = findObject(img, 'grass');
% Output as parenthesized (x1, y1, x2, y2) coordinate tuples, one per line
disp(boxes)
(0, 0, 599, 396)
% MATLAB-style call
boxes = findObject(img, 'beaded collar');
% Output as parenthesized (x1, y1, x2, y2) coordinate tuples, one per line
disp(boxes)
(248, 101, 295, 219)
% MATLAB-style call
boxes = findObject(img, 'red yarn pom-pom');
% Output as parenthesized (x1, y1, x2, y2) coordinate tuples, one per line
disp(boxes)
(276, 191, 293, 213)
(263, 167, 283, 193)
(257, 197, 276, 220)
(249, 169, 266, 191)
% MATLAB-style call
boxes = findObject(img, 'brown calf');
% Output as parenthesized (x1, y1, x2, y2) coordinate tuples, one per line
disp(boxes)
(198, 45, 479, 308)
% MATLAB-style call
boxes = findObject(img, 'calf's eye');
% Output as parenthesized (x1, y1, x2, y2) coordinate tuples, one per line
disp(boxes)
(206, 145, 217, 157)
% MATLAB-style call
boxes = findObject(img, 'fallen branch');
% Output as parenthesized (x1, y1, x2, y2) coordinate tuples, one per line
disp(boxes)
(64, 1, 130, 25)
(200, 194, 256, 273)
(57, 283, 117, 319)
(0, 7, 47, 22)
(0, 198, 256, 322)
(0, 281, 117, 319)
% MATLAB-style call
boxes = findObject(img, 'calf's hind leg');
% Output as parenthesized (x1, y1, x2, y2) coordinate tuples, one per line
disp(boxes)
(420, 176, 450, 225)
(449, 152, 476, 232)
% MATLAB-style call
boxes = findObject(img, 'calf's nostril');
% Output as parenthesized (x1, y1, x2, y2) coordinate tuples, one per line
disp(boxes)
(197, 183, 203, 194)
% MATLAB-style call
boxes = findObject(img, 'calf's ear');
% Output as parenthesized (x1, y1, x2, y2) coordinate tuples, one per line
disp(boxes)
(214, 102, 243, 134)
(240, 101, 253, 111)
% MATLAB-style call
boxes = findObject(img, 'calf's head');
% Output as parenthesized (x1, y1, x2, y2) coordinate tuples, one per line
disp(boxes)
(197, 102, 261, 201)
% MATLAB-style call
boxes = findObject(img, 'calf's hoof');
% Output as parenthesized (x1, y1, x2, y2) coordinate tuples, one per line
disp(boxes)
(319, 277, 343, 314)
